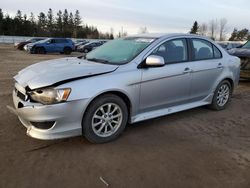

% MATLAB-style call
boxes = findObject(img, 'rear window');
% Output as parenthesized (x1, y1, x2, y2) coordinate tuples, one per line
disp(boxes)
(192, 39, 222, 60)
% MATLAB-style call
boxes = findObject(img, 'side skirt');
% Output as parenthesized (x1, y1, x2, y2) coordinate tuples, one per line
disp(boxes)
(131, 94, 213, 123)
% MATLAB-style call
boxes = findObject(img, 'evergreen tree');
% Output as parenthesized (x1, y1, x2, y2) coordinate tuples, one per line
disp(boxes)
(13, 10, 23, 35)
(229, 28, 250, 41)
(68, 12, 74, 36)
(29, 12, 36, 36)
(62, 9, 70, 37)
(15, 10, 22, 21)
(0, 8, 113, 39)
(229, 28, 238, 41)
(0, 8, 3, 34)
(37, 12, 47, 36)
(237, 29, 249, 41)
(47, 8, 54, 36)
(73, 10, 81, 37)
(56, 10, 63, 36)
(190, 21, 199, 34)
(69, 12, 74, 28)
(74, 10, 81, 27)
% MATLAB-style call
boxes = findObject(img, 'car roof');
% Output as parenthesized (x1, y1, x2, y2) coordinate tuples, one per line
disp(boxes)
(128, 33, 214, 41)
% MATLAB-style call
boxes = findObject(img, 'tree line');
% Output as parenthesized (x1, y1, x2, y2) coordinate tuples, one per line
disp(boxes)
(0, 8, 114, 39)
(189, 19, 250, 41)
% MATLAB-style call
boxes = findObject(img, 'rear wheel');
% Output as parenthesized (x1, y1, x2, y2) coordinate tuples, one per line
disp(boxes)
(63, 47, 72, 55)
(35, 47, 46, 54)
(209, 80, 232, 110)
(82, 94, 128, 143)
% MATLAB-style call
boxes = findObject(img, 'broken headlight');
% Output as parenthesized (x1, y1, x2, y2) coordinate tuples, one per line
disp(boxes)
(29, 88, 71, 105)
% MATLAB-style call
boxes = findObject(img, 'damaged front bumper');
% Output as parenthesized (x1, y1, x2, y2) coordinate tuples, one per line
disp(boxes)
(8, 85, 88, 140)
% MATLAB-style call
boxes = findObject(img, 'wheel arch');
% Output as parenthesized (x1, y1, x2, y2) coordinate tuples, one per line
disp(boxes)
(35, 46, 46, 53)
(64, 46, 72, 50)
(224, 77, 234, 91)
(83, 90, 133, 123)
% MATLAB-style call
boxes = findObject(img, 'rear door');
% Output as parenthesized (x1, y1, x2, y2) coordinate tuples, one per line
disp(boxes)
(54, 39, 65, 52)
(189, 38, 223, 101)
(139, 38, 192, 112)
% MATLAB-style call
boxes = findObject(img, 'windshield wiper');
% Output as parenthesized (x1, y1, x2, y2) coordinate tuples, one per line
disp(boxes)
(86, 58, 110, 64)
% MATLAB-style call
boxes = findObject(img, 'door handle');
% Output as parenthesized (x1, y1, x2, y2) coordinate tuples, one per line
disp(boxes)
(183, 67, 192, 74)
(217, 63, 223, 68)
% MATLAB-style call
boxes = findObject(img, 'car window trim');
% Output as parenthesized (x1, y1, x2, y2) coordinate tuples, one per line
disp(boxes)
(138, 37, 190, 68)
(189, 38, 223, 62)
(212, 44, 223, 59)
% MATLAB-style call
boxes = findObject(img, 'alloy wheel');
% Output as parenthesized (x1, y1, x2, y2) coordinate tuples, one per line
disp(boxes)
(91, 103, 123, 137)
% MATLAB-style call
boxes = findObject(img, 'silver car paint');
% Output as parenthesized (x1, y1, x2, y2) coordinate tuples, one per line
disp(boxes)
(14, 57, 118, 89)
(10, 33, 241, 140)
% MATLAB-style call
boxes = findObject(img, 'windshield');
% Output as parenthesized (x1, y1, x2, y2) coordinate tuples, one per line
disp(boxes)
(242, 41, 250, 49)
(85, 37, 155, 64)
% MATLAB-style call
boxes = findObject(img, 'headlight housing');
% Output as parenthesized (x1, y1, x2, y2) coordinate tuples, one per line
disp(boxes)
(29, 88, 71, 105)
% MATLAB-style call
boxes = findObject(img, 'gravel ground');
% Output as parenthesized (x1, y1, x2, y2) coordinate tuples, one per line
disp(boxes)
(0, 44, 250, 188)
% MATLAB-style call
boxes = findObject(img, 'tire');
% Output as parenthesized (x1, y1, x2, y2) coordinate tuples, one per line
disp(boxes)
(209, 80, 232, 111)
(63, 47, 72, 55)
(35, 47, 46, 54)
(84, 49, 89, 53)
(82, 94, 128, 143)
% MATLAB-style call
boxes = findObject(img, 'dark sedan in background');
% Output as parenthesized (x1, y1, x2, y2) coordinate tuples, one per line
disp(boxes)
(229, 40, 250, 79)
(77, 41, 107, 53)
(14, 38, 44, 50)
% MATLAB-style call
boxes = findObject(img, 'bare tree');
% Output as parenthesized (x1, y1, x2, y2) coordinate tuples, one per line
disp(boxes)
(138, 26, 148, 34)
(209, 19, 218, 40)
(219, 18, 228, 41)
(199, 23, 208, 36)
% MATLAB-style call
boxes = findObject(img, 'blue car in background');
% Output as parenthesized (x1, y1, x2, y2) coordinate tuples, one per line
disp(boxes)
(26, 38, 74, 54)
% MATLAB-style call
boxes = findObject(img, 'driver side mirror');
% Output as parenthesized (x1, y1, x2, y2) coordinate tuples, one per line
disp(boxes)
(145, 55, 165, 67)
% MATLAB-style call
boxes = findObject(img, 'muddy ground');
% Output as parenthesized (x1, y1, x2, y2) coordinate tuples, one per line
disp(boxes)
(0, 44, 250, 188)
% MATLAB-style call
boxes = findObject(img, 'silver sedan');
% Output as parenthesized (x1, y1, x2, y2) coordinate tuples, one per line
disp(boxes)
(8, 33, 241, 143)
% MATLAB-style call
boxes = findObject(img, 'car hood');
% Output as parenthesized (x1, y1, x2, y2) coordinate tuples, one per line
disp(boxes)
(229, 48, 250, 58)
(14, 57, 118, 90)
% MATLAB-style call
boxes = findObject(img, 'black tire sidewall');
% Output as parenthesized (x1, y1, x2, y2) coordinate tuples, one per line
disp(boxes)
(211, 80, 232, 110)
(64, 47, 72, 55)
(82, 94, 128, 143)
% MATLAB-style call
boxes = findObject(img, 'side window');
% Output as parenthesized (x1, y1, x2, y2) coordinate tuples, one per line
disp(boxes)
(151, 39, 188, 64)
(192, 39, 213, 60)
(55, 39, 63, 43)
(213, 45, 222, 58)
(63, 39, 68, 43)
(50, 39, 56, 43)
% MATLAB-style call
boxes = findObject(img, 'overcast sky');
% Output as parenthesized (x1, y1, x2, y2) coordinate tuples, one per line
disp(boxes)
(1, 0, 250, 35)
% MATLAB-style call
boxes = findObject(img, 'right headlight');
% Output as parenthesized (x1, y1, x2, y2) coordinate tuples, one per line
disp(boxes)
(29, 88, 71, 105)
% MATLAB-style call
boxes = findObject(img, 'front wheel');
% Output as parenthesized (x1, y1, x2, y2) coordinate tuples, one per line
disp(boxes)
(35, 47, 46, 54)
(82, 94, 128, 143)
(209, 80, 232, 110)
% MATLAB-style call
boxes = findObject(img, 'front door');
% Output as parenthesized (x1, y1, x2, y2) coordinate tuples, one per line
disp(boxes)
(139, 38, 192, 113)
